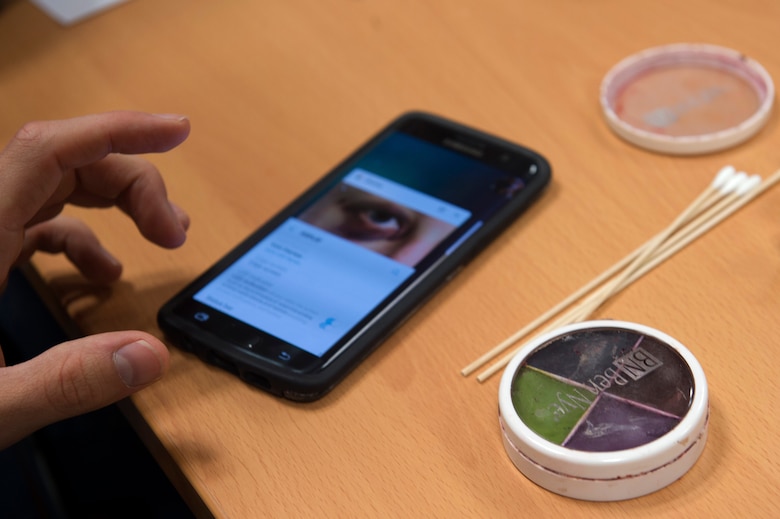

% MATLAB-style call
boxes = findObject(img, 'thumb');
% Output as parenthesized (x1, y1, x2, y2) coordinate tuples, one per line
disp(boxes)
(0, 331, 169, 449)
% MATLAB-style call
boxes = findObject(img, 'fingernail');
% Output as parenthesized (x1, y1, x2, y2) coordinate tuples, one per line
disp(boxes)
(153, 113, 189, 122)
(169, 201, 191, 232)
(114, 340, 165, 387)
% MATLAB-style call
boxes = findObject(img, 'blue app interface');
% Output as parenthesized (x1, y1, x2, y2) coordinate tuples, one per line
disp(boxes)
(194, 169, 471, 356)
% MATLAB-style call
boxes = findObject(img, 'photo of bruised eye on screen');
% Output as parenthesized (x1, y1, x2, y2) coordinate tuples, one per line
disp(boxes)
(299, 182, 458, 267)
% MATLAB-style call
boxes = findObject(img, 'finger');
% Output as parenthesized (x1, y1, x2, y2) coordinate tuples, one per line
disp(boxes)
(18, 216, 123, 284)
(43, 154, 190, 248)
(78, 155, 190, 247)
(0, 111, 190, 281)
(0, 331, 169, 449)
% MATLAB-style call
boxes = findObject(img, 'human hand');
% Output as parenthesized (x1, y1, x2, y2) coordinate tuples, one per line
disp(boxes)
(0, 111, 191, 449)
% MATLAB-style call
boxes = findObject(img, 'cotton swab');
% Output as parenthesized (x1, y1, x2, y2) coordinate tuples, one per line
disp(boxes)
(467, 166, 779, 383)
(475, 171, 771, 383)
(534, 172, 763, 333)
(460, 166, 737, 377)
(475, 172, 755, 382)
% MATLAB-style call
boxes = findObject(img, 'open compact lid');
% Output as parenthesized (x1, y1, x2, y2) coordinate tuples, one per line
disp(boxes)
(600, 43, 774, 155)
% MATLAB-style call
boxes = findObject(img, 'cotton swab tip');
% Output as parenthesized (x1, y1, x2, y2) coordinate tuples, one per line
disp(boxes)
(720, 171, 748, 194)
(712, 165, 737, 189)
(736, 174, 762, 195)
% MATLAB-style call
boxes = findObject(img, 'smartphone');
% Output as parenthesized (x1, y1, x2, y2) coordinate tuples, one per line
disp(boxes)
(158, 112, 551, 401)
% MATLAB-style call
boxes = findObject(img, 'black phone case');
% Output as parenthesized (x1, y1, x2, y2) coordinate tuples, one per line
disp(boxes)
(158, 111, 552, 401)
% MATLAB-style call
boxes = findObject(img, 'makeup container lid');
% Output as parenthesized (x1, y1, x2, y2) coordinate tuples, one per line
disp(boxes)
(498, 320, 709, 501)
(600, 43, 774, 155)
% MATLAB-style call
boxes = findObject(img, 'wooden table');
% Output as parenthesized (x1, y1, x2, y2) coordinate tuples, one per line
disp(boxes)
(2, 0, 780, 516)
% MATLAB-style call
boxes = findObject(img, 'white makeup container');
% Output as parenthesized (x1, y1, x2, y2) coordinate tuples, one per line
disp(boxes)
(498, 320, 709, 501)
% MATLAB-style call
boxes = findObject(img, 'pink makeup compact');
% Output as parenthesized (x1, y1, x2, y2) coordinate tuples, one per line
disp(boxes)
(498, 320, 709, 501)
(600, 43, 774, 154)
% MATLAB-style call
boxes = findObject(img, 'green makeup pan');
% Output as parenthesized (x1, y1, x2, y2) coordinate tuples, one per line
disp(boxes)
(498, 320, 709, 501)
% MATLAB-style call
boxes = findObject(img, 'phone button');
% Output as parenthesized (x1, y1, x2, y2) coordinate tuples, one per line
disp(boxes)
(193, 311, 210, 322)
(278, 351, 292, 362)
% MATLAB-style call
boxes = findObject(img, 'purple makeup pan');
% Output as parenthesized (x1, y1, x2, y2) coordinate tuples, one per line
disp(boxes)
(498, 320, 709, 501)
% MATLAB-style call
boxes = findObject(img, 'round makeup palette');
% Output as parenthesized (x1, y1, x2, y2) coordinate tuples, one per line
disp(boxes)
(499, 320, 709, 501)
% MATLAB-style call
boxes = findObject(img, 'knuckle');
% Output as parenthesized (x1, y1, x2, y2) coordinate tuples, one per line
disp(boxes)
(14, 121, 49, 146)
(10, 121, 56, 164)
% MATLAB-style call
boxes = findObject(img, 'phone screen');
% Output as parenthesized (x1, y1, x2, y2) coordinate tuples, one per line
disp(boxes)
(193, 166, 471, 357)
(166, 117, 543, 376)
